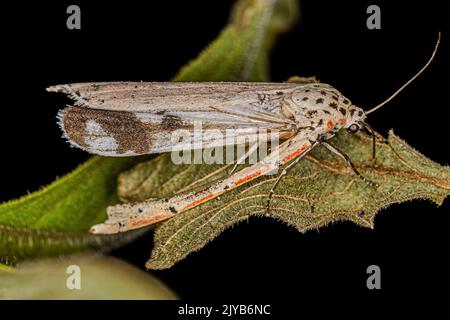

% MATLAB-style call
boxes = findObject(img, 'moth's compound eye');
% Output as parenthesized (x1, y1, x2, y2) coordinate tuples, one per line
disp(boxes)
(347, 123, 360, 134)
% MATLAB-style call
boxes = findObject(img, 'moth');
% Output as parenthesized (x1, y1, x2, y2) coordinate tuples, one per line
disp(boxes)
(48, 34, 440, 235)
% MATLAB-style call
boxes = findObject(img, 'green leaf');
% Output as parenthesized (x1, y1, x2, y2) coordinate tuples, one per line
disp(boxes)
(0, 157, 147, 261)
(175, 0, 299, 82)
(0, 263, 13, 273)
(0, 0, 298, 262)
(116, 131, 450, 269)
(0, 255, 177, 299)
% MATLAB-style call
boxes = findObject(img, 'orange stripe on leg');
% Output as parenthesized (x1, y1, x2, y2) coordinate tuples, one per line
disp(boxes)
(184, 169, 266, 211)
(184, 193, 215, 210)
(131, 214, 174, 227)
(235, 170, 263, 185)
(282, 143, 310, 163)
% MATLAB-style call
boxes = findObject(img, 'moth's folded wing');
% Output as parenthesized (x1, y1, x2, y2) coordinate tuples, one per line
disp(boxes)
(47, 81, 299, 115)
(59, 106, 294, 156)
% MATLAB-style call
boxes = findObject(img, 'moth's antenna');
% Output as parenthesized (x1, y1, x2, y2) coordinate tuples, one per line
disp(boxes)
(366, 32, 441, 115)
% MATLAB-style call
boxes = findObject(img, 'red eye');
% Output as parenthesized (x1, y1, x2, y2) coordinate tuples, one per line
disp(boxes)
(347, 123, 360, 134)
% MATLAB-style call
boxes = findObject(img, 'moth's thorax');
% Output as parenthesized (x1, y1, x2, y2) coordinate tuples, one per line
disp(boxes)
(282, 83, 365, 138)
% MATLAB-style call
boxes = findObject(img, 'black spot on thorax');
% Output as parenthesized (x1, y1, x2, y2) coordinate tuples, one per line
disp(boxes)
(306, 110, 318, 117)
(329, 102, 338, 109)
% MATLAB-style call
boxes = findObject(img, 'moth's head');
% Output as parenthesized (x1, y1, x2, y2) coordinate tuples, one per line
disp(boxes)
(344, 105, 367, 135)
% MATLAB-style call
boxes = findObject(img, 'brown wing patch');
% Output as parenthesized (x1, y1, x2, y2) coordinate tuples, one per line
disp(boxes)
(60, 106, 155, 155)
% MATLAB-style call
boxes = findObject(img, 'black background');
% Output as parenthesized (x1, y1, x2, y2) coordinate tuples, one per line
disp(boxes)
(1, 0, 448, 303)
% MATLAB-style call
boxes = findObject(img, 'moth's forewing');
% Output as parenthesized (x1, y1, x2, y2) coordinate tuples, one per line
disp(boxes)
(60, 106, 295, 156)
(48, 82, 300, 113)
(52, 82, 301, 156)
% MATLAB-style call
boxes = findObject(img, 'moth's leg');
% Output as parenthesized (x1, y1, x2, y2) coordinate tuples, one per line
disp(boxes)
(360, 122, 377, 160)
(229, 142, 260, 175)
(360, 121, 390, 162)
(359, 123, 406, 169)
(265, 141, 318, 212)
(360, 124, 409, 166)
(91, 139, 292, 234)
(92, 136, 313, 234)
(90, 198, 176, 234)
(321, 140, 378, 187)
(373, 131, 388, 144)
(177, 138, 300, 211)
